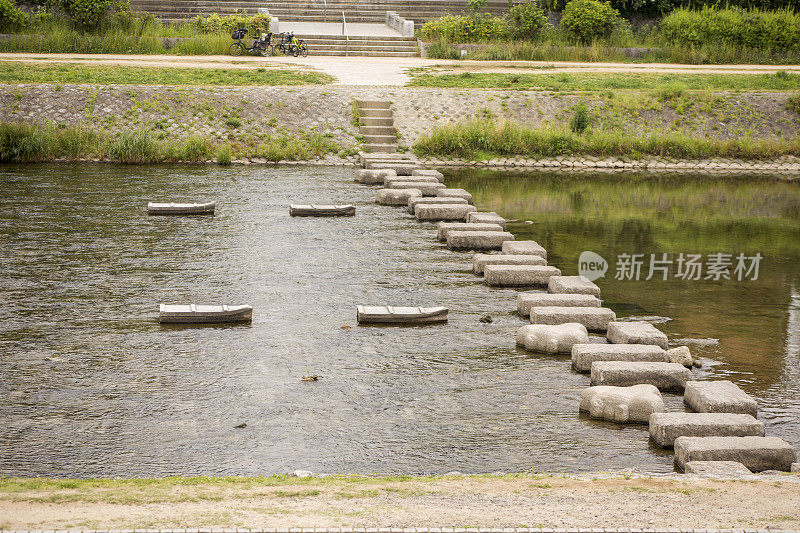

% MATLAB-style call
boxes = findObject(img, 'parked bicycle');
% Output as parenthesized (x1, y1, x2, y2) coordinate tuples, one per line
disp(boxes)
(228, 28, 273, 56)
(275, 32, 309, 57)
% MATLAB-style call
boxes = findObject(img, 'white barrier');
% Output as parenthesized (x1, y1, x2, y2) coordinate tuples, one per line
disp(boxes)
(386, 11, 414, 37)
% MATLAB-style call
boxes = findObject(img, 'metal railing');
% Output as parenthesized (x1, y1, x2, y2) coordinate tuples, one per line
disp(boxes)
(342, 10, 349, 57)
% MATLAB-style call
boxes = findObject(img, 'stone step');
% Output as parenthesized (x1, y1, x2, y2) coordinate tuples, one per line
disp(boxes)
(684, 380, 758, 417)
(484, 265, 562, 287)
(607, 321, 669, 350)
(409, 197, 467, 214)
(306, 50, 419, 57)
(437, 222, 503, 241)
(502, 240, 547, 258)
(472, 254, 547, 275)
(447, 231, 515, 251)
(530, 306, 616, 333)
(363, 134, 397, 145)
(518, 293, 601, 318)
(571, 343, 668, 373)
(362, 117, 394, 127)
(361, 109, 393, 118)
(360, 125, 396, 136)
(674, 436, 797, 473)
(649, 412, 765, 448)
(363, 143, 398, 153)
(357, 99, 392, 109)
(590, 361, 692, 392)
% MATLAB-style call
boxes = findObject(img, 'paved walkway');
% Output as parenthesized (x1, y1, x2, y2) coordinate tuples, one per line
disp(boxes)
(2, 53, 800, 86)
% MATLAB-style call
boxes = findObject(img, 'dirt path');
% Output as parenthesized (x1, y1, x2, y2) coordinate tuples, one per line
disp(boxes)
(1, 474, 799, 530)
(1, 53, 799, 86)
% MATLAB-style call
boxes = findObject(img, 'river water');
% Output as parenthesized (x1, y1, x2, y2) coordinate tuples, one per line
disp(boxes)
(0, 164, 798, 477)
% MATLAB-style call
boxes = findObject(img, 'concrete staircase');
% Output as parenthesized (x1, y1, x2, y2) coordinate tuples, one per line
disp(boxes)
(297, 35, 418, 57)
(357, 100, 398, 153)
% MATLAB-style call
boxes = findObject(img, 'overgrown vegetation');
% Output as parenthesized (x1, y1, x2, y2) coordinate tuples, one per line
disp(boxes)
(412, 117, 800, 160)
(0, 122, 339, 164)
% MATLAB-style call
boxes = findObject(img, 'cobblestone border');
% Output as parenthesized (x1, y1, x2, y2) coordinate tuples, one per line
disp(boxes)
(4, 528, 800, 533)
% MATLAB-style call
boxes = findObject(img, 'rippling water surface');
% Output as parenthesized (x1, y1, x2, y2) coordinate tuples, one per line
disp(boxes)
(1, 164, 798, 477)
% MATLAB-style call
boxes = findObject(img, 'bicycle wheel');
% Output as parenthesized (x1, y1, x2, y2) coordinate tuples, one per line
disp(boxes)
(228, 42, 244, 56)
(261, 44, 274, 57)
(290, 45, 299, 57)
(300, 43, 308, 57)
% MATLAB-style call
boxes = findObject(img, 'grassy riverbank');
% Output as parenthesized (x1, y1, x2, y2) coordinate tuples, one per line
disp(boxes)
(1, 474, 798, 529)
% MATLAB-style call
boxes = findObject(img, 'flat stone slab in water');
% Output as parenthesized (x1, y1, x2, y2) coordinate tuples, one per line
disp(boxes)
(408, 196, 467, 214)
(436, 222, 504, 240)
(411, 169, 445, 182)
(355, 168, 396, 184)
(607, 321, 669, 349)
(416, 204, 477, 221)
(437, 188, 473, 203)
(390, 181, 446, 196)
(385, 175, 441, 187)
(548, 275, 601, 298)
(684, 380, 758, 417)
(571, 343, 669, 373)
(447, 231, 515, 251)
(502, 240, 547, 259)
(473, 253, 547, 274)
(484, 265, 562, 287)
(369, 162, 421, 175)
(517, 323, 589, 354)
(674, 436, 797, 472)
(467, 212, 507, 228)
(580, 384, 665, 424)
(517, 292, 601, 317)
(375, 188, 422, 206)
(530, 306, 616, 332)
(590, 361, 692, 392)
(649, 412, 765, 448)
(684, 461, 753, 476)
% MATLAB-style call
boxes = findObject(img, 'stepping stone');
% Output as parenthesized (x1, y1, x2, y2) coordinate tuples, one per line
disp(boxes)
(518, 293, 600, 317)
(607, 321, 669, 350)
(411, 169, 444, 181)
(467, 212, 506, 228)
(436, 222, 503, 241)
(375, 188, 422, 206)
(437, 188, 473, 203)
(472, 254, 546, 274)
(674, 436, 797, 472)
(447, 231, 514, 251)
(649, 412, 765, 448)
(571, 343, 669, 373)
(548, 275, 601, 298)
(355, 168, 396, 184)
(389, 181, 446, 196)
(369, 162, 421, 175)
(502, 240, 547, 259)
(517, 323, 588, 354)
(484, 265, 562, 287)
(667, 346, 694, 367)
(580, 384, 664, 424)
(684, 461, 753, 476)
(590, 361, 692, 392)
(408, 196, 467, 214)
(530, 306, 616, 332)
(684, 380, 758, 417)
(416, 204, 477, 222)
(385, 175, 441, 187)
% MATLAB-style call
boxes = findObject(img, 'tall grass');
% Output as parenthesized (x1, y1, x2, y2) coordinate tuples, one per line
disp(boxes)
(413, 117, 800, 160)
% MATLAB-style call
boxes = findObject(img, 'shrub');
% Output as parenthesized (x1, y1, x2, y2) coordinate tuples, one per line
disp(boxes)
(59, 0, 118, 31)
(108, 129, 160, 163)
(786, 94, 800, 114)
(560, 0, 623, 43)
(191, 12, 271, 35)
(0, 122, 45, 162)
(426, 38, 462, 59)
(178, 135, 211, 160)
(569, 100, 591, 133)
(420, 13, 509, 42)
(0, 0, 28, 31)
(508, 2, 548, 40)
(216, 144, 232, 165)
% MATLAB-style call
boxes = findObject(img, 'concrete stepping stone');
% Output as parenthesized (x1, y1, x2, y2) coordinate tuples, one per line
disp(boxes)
(472, 254, 546, 274)
(502, 240, 547, 259)
(650, 412, 765, 448)
(436, 222, 503, 241)
(667, 346, 694, 367)
(548, 275, 601, 298)
(684, 380, 758, 417)
(530, 306, 616, 332)
(375, 188, 422, 206)
(447, 231, 514, 251)
(607, 321, 669, 350)
(389, 181, 446, 196)
(355, 168, 397, 184)
(467, 212, 506, 228)
(369, 162, 421, 175)
(385, 175, 441, 187)
(484, 265, 562, 287)
(408, 197, 467, 214)
(674, 436, 797, 472)
(411, 169, 444, 181)
(580, 384, 665, 424)
(416, 204, 477, 221)
(590, 361, 692, 392)
(571, 343, 669, 373)
(437, 188, 473, 203)
(518, 293, 600, 317)
(517, 323, 588, 354)
(684, 461, 753, 476)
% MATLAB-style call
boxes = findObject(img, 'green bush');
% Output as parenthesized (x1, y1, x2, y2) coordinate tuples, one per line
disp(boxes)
(0, 0, 28, 31)
(569, 100, 591, 133)
(560, 0, 623, 43)
(420, 13, 509, 42)
(426, 38, 462, 59)
(191, 12, 271, 35)
(108, 129, 161, 163)
(59, 0, 118, 31)
(786, 94, 800, 114)
(660, 7, 800, 52)
(216, 144, 232, 165)
(508, 2, 548, 40)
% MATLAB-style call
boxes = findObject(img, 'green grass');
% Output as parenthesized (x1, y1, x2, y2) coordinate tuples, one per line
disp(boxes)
(412, 117, 800, 160)
(0, 62, 334, 86)
(409, 71, 800, 92)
